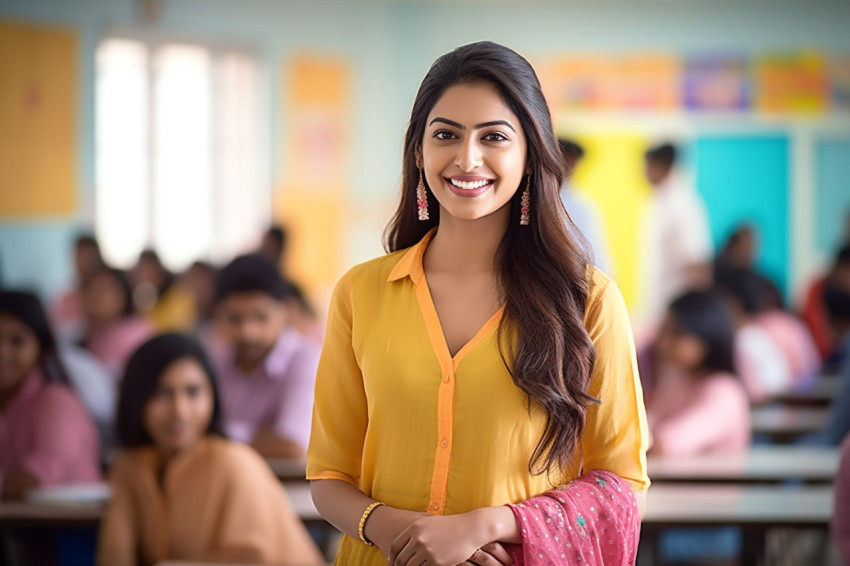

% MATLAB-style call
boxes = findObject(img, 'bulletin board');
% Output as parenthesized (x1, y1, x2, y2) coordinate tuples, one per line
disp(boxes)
(0, 19, 77, 217)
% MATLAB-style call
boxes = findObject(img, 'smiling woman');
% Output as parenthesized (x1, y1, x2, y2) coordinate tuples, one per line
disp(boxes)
(308, 41, 649, 566)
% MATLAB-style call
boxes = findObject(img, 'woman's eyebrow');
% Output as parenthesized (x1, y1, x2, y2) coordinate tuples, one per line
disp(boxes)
(428, 117, 516, 133)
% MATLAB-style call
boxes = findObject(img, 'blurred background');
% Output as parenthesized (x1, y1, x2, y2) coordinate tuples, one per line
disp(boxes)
(0, 0, 848, 319)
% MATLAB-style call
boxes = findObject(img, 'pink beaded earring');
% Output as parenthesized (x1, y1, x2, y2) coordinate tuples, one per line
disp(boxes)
(417, 169, 429, 221)
(520, 176, 531, 226)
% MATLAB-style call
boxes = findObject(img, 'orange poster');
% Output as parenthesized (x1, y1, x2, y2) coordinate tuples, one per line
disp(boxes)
(275, 55, 351, 293)
(0, 19, 77, 217)
(754, 52, 829, 113)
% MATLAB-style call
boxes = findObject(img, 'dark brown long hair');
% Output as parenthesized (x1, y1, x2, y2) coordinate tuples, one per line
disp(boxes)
(384, 41, 596, 477)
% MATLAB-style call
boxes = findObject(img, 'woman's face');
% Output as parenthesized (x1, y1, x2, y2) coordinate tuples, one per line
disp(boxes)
(143, 357, 213, 458)
(82, 272, 127, 323)
(654, 312, 706, 374)
(419, 82, 528, 223)
(0, 313, 40, 395)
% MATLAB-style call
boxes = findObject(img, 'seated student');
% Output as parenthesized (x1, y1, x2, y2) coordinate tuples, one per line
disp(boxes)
(50, 233, 105, 335)
(802, 285, 850, 446)
(207, 255, 320, 458)
(0, 291, 101, 500)
(715, 266, 792, 403)
(803, 245, 850, 366)
(647, 290, 751, 457)
(80, 267, 154, 377)
(131, 249, 197, 332)
(834, 433, 850, 565)
(98, 333, 322, 566)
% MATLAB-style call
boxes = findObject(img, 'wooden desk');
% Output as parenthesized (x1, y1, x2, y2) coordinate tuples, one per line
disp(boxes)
(0, 483, 321, 529)
(648, 446, 838, 484)
(266, 458, 308, 482)
(751, 406, 828, 441)
(772, 378, 841, 407)
(642, 484, 833, 564)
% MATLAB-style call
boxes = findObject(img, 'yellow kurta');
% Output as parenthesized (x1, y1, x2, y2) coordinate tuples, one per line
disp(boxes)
(307, 230, 650, 565)
(98, 436, 321, 566)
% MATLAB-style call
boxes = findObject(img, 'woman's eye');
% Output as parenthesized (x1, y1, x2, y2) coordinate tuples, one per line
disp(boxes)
(433, 130, 456, 140)
(483, 132, 509, 142)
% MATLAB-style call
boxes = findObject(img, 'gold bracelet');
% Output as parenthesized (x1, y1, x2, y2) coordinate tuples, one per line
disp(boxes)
(358, 501, 384, 546)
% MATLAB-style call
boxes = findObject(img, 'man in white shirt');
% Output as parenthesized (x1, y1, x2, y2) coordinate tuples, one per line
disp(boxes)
(636, 143, 713, 338)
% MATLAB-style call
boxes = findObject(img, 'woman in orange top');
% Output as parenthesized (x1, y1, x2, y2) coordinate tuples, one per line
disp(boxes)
(97, 333, 322, 566)
(307, 41, 649, 566)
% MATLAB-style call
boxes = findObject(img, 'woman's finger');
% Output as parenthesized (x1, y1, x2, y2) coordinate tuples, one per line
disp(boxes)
(480, 542, 513, 565)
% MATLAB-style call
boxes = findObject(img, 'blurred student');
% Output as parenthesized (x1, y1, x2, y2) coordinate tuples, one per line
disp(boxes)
(802, 244, 850, 365)
(834, 433, 850, 565)
(286, 282, 325, 346)
(80, 267, 154, 377)
(51, 233, 105, 333)
(636, 143, 713, 338)
(98, 333, 322, 566)
(258, 224, 289, 273)
(558, 138, 613, 275)
(0, 291, 101, 500)
(715, 266, 792, 403)
(803, 285, 850, 446)
(180, 260, 218, 330)
(646, 290, 750, 457)
(132, 249, 196, 332)
(207, 254, 319, 458)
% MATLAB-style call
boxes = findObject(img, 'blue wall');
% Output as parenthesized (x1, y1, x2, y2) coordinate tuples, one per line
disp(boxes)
(696, 135, 790, 295)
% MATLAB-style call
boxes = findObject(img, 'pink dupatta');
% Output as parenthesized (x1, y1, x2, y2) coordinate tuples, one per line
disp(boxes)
(506, 470, 640, 566)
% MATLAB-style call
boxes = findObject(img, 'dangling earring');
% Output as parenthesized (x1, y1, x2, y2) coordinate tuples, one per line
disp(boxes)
(520, 176, 531, 226)
(417, 169, 429, 221)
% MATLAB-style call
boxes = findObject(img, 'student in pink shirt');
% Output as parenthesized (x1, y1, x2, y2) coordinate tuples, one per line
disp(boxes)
(647, 290, 751, 457)
(0, 291, 101, 500)
(80, 267, 154, 377)
(206, 254, 319, 458)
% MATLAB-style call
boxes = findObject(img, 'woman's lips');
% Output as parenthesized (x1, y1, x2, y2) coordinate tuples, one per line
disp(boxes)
(444, 176, 494, 198)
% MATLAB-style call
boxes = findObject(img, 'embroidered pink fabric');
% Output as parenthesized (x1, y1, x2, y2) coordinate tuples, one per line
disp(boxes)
(506, 470, 641, 566)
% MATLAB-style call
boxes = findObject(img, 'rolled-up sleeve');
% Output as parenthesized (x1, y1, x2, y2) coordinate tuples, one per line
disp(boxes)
(580, 270, 651, 493)
(306, 270, 368, 487)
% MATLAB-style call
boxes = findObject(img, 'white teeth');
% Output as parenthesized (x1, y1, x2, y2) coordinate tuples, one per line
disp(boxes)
(450, 178, 491, 190)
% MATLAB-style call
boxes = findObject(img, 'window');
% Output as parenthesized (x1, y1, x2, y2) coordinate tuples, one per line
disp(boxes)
(95, 35, 269, 271)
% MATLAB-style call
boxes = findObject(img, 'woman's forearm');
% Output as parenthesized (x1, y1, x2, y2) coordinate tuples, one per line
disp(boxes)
(310, 478, 426, 552)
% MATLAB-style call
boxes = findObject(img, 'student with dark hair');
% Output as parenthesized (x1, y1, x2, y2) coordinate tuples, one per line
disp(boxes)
(557, 138, 613, 275)
(636, 141, 713, 339)
(308, 42, 648, 566)
(131, 249, 198, 332)
(98, 333, 321, 566)
(645, 291, 748, 566)
(259, 224, 289, 269)
(80, 267, 153, 376)
(51, 232, 105, 333)
(207, 254, 319, 459)
(0, 290, 101, 500)
(646, 290, 750, 456)
(802, 244, 850, 363)
(715, 266, 789, 401)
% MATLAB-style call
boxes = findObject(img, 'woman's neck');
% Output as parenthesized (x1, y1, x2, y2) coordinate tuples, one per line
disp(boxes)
(426, 208, 509, 275)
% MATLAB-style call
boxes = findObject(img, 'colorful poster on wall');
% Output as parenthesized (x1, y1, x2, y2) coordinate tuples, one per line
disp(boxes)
(0, 19, 77, 217)
(754, 52, 829, 113)
(617, 54, 682, 110)
(684, 56, 749, 111)
(538, 57, 619, 111)
(829, 56, 850, 111)
(275, 55, 351, 293)
(539, 54, 681, 112)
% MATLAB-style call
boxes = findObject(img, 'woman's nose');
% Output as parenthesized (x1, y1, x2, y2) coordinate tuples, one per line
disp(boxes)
(455, 138, 483, 172)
